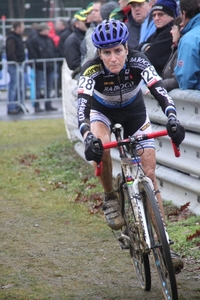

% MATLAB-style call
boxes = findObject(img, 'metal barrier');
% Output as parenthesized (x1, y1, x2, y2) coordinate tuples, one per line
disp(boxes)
(62, 64, 200, 215)
(0, 13, 81, 40)
(0, 57, 64, 113)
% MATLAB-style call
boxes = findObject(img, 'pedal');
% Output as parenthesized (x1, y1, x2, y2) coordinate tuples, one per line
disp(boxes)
(118, 233, 131, 250)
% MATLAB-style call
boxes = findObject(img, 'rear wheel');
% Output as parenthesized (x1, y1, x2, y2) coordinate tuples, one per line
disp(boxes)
(139, 180, 178, 300)
(116, 174, 151, 291)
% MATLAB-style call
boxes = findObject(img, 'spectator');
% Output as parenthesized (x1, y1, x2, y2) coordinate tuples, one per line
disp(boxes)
(29, 22, 57, 112)
(91, 0, 104, 24)
(126, 0, 153, 50)
(80, 1, 104, 68)
(118, 0, 131, 22)
(55, 19, 73, 92)
(139, 0, 157, 43)
(80, 2, 96, 67)
(55, 19, 73, 58)
(162, 16, 182, 92)
(47, 21, 60, 48)
(26, 23, 39, 59)
(109, 7, 128, 22)
(100, 1, 119, 20)
(135, 0, 177, 76)
(64, 9, 87, 74)
(174, 0, 200, 90)
(6, 21, 25, 115)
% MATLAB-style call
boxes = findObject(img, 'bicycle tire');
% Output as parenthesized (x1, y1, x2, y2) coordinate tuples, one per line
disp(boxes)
(138, 180, 178, 300)
(116, 173, 151, 291)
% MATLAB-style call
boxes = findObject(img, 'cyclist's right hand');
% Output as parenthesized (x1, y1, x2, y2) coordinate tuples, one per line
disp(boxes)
(84, 132, 103, 163)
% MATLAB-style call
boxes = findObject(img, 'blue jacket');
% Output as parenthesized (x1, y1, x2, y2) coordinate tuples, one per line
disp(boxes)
(174, 13, 200, 90)
(139, 14, 156, 44)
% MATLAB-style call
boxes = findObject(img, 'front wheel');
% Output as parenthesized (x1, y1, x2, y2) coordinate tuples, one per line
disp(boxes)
(139, 180, 178, 300)
(116, 174, 151, 291)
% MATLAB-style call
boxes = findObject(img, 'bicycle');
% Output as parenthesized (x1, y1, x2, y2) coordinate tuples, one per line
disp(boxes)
(95, 123, 180, 300)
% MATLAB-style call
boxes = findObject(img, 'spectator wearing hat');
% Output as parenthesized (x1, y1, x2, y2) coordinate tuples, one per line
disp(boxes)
(109, 7, 128, 22)
(64, 9, 87, 78)
(136, 0, 177, 76)
(126, 0, 153, 50)
(80, 2, 96, 67)
(80, 1, 105, 68)
(64, 9, 87, 74)
(29, 22, 58, 112)
(174, 0, 200, 90)
(6, 21, 25, 114)
(100, 1, 119, 20)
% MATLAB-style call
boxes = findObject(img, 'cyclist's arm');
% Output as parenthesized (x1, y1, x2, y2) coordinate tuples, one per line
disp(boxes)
(140, 65, 177, 117)
(77, 75, 95, 138)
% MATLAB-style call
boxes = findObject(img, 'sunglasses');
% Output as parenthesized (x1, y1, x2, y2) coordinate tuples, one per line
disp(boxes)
(152, 12, 166, 18)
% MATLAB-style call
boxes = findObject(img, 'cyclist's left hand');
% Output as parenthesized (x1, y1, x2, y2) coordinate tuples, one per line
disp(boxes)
(166, 114, 185, 147)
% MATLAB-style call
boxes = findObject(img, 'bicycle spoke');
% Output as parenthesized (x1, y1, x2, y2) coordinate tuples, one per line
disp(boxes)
(139, 181, 178, 300)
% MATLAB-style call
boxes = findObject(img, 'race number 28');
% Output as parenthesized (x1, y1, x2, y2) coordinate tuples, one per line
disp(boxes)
(141, 66, 161, 87)
(78, 76, 95, 96)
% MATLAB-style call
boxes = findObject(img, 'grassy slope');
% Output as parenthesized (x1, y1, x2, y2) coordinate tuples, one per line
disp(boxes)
(0, 118, 199, 299)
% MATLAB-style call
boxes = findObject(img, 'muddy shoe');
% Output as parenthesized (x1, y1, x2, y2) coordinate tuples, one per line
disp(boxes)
(170, 250, 184, 274)
(103, 191, 125, 230)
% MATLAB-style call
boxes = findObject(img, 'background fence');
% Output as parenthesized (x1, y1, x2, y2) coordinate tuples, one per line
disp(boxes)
(61, 63, 200, 215)
(0, 57, 64, 114)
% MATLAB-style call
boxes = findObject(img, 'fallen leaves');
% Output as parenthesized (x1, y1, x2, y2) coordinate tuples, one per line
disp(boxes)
(19, 154, 38, 166)
(74, 191, 103, 214)
(187, 229, 200, 241)
(167, 202, 193, 221)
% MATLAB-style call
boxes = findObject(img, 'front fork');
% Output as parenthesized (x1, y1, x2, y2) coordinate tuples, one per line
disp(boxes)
(130, 177, 170, 250)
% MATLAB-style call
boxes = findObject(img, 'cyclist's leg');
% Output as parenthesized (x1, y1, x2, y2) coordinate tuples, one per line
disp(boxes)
(91, 119, 112, 193)
(90, 111, 125, 230)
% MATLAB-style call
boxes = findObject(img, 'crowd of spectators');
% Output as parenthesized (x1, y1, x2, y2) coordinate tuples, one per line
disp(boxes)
(2, 0, 200, 115)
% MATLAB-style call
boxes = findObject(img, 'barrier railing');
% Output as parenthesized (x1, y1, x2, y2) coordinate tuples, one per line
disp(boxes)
(62, 62, 200, 215)
(0, 57, 64, 113)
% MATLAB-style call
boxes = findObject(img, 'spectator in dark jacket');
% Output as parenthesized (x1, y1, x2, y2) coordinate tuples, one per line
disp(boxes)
(64, 10, 87, 73)
(162, 16, 182, 91)
(26, 23, 39, 54)
(6, 21, 25, 114)
(28, 22, 57, 112)
(55, 19, 73, 58)
(135, 0, 177, 76)
(55, 19, 73, 91)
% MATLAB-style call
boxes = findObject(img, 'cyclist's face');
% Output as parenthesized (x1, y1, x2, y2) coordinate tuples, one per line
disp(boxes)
(99, 45, 128, 74)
